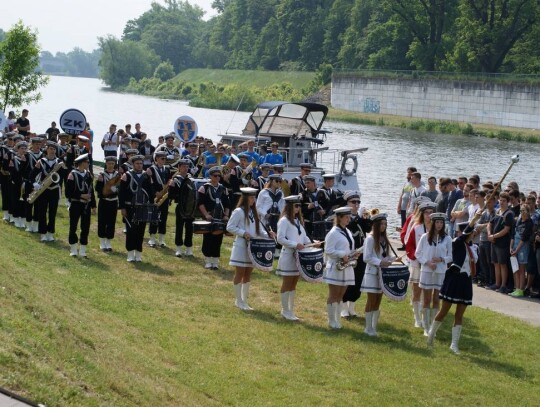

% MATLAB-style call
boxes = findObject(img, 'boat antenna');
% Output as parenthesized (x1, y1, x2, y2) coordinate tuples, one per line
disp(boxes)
(225, 93, 246, 135)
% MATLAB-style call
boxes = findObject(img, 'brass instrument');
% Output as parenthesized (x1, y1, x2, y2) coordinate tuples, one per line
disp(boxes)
(195, 153, 206, 178)
(213, 152, 224, 166)
(362, 207, 380, 219)
(102, 173, 122, 197)
(155, 168, 180, 207)
(336, 247, 363, 270)
(27, 162, 65, 204)
(241, 159, 258, 185)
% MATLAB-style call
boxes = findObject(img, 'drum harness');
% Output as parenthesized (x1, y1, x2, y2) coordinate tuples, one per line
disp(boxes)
(129, 171, 150, 205)
(204, 182, 225, 219)
(72, 169, 92, 214)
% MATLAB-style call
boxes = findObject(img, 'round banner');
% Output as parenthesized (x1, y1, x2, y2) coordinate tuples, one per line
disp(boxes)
(59, 109, 87, 136)
(174, 115, 198, 143)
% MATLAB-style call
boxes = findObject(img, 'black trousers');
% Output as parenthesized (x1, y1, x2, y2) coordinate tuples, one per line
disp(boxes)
(478, 241, 493, 285)
(36, 188, 60, 234)
(69, 201, 91, 245)
(149, 200, 169, 235)
(343, 257, 367, 303)
(10, 181, 25, 218)
(25, 200, 38, 222)
(0, 173, 11, 212)
(98, 199, 118, 239)
(175, 207, 193, 247)
(202, 233, 223, 257)
(125, 206, 146, 251)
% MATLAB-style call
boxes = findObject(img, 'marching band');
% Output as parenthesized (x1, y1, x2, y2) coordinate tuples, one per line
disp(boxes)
(1, 128, 494, 355)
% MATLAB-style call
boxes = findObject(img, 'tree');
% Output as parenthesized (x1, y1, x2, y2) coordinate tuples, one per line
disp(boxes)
(0, 21, 49, 111)
(385, 0, 458, 71)
(98, 36, 160, 88)
(154, 60, 175, 81)
(450, 0, 539, 73)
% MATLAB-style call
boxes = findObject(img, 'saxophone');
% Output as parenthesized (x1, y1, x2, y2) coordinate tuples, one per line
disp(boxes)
(27, 162, 65, 204)
(336, 247, 363, 270)
(155, 168, 180, 207)
(102, 173, 121, 197)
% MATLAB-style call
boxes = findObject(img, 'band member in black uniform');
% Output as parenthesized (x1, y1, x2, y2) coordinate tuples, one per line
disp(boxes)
(256, 163, 271, 193)
(341, 191, 372, 318)
(154, 133, 181, 163)
(139, 139, 156, 170)
(119, 155, 155, 262)
(168, 159, 197, 257)
(316, 173, 344, 218)
(66, 135, 90, 172)
(147, 151, 171, 247)
(30, 141, 66, 242)
(289, 163, 312, 195)
(95, 156, 120, 252)
(25, 137, 43, 232)
(220, 154, 242, 209)
(197, 166, 230, 269)
(8, 141, 30, 228)
(65, 154, 96, 258)
(301, 175, 324, 240)
(0, 133, 15, 222)
(119, 149, 138, 175)
(185, 142, 201, 176)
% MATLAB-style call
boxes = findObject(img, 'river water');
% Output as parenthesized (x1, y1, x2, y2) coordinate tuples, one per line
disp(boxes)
(23, 76, 539, 234)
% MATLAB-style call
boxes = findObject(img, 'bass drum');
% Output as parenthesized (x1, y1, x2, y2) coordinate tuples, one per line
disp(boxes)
(193, 220, 212, 234)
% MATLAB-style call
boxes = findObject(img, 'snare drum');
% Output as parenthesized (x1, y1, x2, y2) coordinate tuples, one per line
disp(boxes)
(193, 220, 212, 234)
(211, 219, 226, 235)
(296, 247, 325, 283)
(132, 203, 160, 225)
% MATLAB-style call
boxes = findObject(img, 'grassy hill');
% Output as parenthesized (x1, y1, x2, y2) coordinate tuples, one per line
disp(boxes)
(1, 205, 539, 406)
(173, 68, 316, 91)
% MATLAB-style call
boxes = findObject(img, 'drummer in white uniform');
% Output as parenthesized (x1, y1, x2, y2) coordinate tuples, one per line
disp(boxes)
(227, 187, 270, 311)
(276, 195, 319, 321)
(323, 206, 359, 329)
(415, 212, 453, 336)
(360, 213, 395, 336)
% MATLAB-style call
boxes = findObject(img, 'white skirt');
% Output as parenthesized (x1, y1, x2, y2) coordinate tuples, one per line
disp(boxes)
(419, 270, 445, 290)
(276, 248, 299, 276)
(323, 265, 355, 286)
(229, 237, 253, 267)
(360, 271, 382, 294)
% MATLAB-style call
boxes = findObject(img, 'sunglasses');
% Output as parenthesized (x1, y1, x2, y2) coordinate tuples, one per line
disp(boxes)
(349, 200, 361, 204)
(293, 204, 302, 208)
(211, 174, 221, 178)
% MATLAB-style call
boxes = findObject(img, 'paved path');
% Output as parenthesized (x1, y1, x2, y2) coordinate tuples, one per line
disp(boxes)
(472, 285, 540, 327)
(0, 389, 41, 406)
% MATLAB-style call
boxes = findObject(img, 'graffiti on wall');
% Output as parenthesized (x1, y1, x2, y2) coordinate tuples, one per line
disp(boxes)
(363, 97, 380, 113)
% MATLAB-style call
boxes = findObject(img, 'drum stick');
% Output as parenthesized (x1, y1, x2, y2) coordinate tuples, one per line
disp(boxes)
(388, 240, 406, 265)
(304, 241, 324, 248)
(123, 216, 132, 229)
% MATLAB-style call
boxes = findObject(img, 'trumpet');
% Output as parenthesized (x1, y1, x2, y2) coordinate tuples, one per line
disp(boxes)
(336, 247, 363, 270)
(362, 207, 379, 219)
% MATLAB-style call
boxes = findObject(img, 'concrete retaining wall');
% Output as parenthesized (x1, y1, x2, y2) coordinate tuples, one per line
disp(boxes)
(331, 76, 540, 129)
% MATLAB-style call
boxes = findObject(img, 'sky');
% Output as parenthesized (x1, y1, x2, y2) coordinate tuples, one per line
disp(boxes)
(0, 0, 216, 54)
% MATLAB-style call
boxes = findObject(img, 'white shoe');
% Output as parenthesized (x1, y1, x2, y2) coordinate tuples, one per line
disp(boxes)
(175, 246, 183, 257)
(341, 301, 350, 318)
(348, 301, 357, 317)
(99, 238, 107, 251)
(3, 212, 9, 221)
(105, 239, 112, 250)
(33, 221, 39, 232)
(134, 251, 142, 262)
(280, 292, 294, 320)
(234, 284, 245, 309)
(46, 232, 55, 242)
(288, 291, 300, 321)
(413, 301, 422, 328)
(327, 303, 341, 329)
(204, 257, 212, 269)
(127, 251, 135, 262)
(364, 312, 377, 336)
(69, 244, 78, 257)
(40, 234, 48, 242)
(241, 282, 253, 311)
(212, 258, 219, 270)
(427, 320, 442, 347)
(79, 245, 87, 258)
(25, 220, 32, 231)
(450, 325, 462, 354)
(148, 235, 156, 247)
(371, 310, 380, 336)
(422, 308, 430, 337)
(185, 247, 193, 256)
(158, 234, 166, 248)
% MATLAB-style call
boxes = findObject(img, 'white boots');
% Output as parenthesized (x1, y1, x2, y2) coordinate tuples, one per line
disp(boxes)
(175, 246, 183, 257)
(176, 246, 193, 258)
(100, 238, 107, 251)
(158, 234, 166, 247)
(427, 321, 462, 354)
(340, 301, 357, 318)
(234, 283, 254, 311)
(413, 301, 422, 328)
(204, 258, 219, 270)
(185, 247, 193, 256)
(450, 325, 462, 354)
(79, 245, 87, 258)
(69, 244, 78, 257)
(327, 303, 342, 329)
(422, 308, 431, 336)
(127, 250, 136, 262)
(280, 291, 299, 321)
(148, 235, 156, 247)
(40, 232, 55, 242)
(364, 310, 380, 336)
(25, 220, 38, 232)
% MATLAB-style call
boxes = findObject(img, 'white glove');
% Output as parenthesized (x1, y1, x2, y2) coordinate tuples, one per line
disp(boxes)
(33, 182, 41, 190)
(111, 186, 118, 193)
(167, 154, 174, 160)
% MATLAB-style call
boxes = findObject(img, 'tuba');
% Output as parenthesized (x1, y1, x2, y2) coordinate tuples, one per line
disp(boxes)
(28, 162, 65, 204)
(363, 208, 380, 219)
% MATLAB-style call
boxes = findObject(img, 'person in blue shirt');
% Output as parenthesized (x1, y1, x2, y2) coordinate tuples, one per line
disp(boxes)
(244, 139, 260, 164)
(264, 142, 284, 166)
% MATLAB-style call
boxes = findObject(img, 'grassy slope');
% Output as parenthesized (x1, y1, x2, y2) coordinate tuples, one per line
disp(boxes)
(173, 69, 315, 91)
(0, 206, 539, 406)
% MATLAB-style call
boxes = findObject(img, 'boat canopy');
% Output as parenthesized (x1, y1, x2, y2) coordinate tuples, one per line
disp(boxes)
(242, 101, 329, 139)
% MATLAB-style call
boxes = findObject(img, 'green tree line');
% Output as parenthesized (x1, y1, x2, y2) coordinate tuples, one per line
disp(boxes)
(98, 0, 540, 88)
(40, 48, 101, 78)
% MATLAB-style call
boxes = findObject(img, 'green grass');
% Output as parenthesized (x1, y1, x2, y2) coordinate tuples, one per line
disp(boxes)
(173, 69, 315, 91)
(328, 107, 540, 143)
(1, 205, 539, 406)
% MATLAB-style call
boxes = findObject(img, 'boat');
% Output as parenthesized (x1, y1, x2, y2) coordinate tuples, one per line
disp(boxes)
(219, 101, 366, 192)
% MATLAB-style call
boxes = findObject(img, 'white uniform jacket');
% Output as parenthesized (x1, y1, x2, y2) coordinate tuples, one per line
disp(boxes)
(363, 234, 386, 275)
(276, 216, 311, 273)
(415, 233, 453, 274)
(324, 225, 355, 273)
(227, 207, 268, 266)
